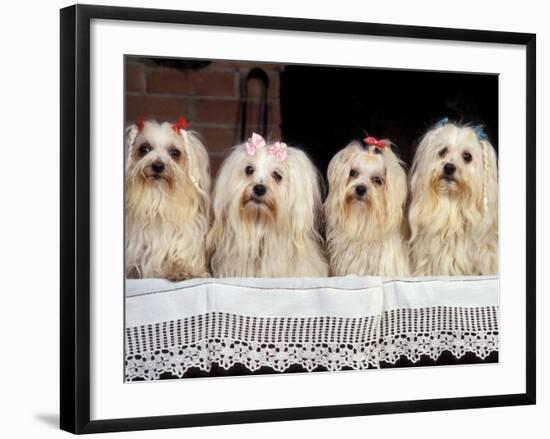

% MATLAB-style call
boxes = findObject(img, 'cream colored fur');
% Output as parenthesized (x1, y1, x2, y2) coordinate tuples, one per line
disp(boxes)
(324, 141, 409, 276)
(125, 120, 210, 280)
(207, 143, 328, 277)
(408, 122, 498, 276)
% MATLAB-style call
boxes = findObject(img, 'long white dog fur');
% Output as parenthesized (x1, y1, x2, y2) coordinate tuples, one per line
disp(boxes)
(207, 135, 328, 277)
(408, 121, 498, 275)
(125, 119, 210, 280)
(324, 140, 410, 276)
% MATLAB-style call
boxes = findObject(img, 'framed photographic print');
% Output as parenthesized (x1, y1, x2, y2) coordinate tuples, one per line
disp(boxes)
(60, 4, 536, 434)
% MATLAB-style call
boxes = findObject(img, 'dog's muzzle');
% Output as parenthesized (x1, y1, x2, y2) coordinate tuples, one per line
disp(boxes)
(253, 184, 267, 197)
(244, 184, 268, 205)
(151, 161, 165, 173)
(443, 163, 456, 177)
(149, 161, 166, 180)
(354, 184, 367, 199)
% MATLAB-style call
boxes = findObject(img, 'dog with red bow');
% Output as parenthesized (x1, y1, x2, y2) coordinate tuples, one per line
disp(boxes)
(207, 133, 329, 277)
(324, 136, 410, 276)
(408, 118, 498, 275)
(125, 117, 211, 280)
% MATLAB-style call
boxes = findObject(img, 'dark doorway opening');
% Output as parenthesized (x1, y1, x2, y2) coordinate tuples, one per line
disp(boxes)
(280, 65, 498, 176)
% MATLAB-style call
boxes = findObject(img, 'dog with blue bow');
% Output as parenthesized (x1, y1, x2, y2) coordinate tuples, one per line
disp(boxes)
(408, 118, 498, 276)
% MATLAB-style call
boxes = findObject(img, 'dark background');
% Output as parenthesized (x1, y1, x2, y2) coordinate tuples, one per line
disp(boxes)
(281, 65, 498, 174)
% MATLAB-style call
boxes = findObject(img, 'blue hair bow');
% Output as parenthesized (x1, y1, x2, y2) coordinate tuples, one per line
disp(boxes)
(474, 125, 489, 141)
(435, 117, 449, 129)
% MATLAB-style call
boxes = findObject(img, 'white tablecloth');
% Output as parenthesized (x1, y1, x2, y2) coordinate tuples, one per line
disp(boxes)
(125, 276, 499, 380)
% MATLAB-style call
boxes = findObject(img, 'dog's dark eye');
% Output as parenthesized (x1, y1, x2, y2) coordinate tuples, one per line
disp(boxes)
(371, 176, 384, 186)
(462, 151, 473, 163)
(169, 147, 181, 160)
(438, 147, 448, 158)
(245, 165, 254, 176)
(138, 143, 151, 156)
(272, 171, 283, 183)
(349, 169, 358, 178)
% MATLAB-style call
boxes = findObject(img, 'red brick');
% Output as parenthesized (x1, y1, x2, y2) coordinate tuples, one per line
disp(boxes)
(244, 101, 281, 126)
(232, 65, 282, 100)
(242, 126, 261, 141)
(215, 60, 284, 73)
(268, 125, 282, 141)
(269, 101, 281, 125)
(242, 85, 280, 102)
(209, 154, 227, 178)
(242, 125, 282, 143)
(146, 69, 193, 94)
(243, 101, 262, 128)
(125, 63, 145, 92)
(125, 95, 189, 123)
(192, 71, 236, 97)
(196, 99, 239, 124)
(245, 77, 265, 100)
(237, 63, 285, 74)
(203, 61, 240, 72)
(146, 67, 235, 97)
(267, 71, 281, 100)
(197, 127, 237, 152)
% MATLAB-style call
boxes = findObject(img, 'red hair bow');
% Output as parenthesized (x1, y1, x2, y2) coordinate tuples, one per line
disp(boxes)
(135, 116, 145, 131)
(172, 116, 189, 132)
(363, 136, 386, 148)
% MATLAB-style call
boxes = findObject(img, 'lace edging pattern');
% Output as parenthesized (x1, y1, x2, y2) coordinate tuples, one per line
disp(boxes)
(125, 306, 499, 380)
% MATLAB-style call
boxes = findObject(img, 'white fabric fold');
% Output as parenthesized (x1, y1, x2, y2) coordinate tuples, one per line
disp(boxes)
(125, 276, 498, 327)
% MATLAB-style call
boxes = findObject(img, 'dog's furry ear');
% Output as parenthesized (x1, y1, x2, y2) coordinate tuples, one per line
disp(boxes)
(286, 147, 324, 240)
(383, 148, 408, 222)
(125, 124, 139, 151)
(124, 124, 139, 169)
(180, 130, 211, 197)
(206, 148, 237, 260)
(326, 142, 358, 192)
(409, 128, 440, 196)
(481, 139, 498, 213)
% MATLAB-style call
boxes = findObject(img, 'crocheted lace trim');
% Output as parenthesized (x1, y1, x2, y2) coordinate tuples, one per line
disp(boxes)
(125, 306, 499, 381)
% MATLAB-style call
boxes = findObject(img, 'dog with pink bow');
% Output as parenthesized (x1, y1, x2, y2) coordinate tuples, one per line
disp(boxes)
(207, 133, 329, 277)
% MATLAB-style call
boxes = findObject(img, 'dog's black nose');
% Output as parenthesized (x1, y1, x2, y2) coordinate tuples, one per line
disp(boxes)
(443, 163, 456, 176)
(355, 185, 367, 197)
(151, 161, 165, 173)
(253, 184, 267, 197)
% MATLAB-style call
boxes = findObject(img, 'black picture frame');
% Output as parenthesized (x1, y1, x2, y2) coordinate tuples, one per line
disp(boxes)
(60, 4, 536, 434)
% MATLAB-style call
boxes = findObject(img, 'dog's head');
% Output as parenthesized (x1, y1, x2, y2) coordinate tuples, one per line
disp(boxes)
(125, 118, 210, 196)
(212, 134, 323, 234)
(410, 121, 497, 212)
(326, 140, 407, 234)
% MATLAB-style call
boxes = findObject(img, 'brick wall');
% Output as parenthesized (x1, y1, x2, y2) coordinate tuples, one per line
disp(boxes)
(125, 57, 284, 175)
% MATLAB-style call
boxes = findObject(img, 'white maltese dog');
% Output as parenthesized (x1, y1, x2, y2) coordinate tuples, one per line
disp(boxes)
(125, 117, 211, 280)
(408, 118, 498, 276)
(324, 136, 409, 276)
(207, 133, 329, 277)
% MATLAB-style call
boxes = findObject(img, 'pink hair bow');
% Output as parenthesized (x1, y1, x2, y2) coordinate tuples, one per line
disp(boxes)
(267, 141, 288, 162)
(245, 133, 288, 161)
(245, 133, 267, 155)
(363, 136, 386, 148)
